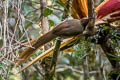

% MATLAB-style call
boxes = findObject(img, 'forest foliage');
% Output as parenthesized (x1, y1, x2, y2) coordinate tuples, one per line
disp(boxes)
(0, 0, 120, 80)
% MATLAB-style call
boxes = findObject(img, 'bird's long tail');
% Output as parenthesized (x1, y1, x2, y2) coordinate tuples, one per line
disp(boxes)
(16, 31, 57, 66)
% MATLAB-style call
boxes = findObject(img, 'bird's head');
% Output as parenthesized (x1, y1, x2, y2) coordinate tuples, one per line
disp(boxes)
(81, 17, 95, 29)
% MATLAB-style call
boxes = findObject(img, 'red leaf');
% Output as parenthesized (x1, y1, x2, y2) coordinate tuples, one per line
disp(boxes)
(97, 0, 120, 19)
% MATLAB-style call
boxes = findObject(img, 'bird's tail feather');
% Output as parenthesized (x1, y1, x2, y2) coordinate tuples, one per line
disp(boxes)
(16, 31, 57, 66)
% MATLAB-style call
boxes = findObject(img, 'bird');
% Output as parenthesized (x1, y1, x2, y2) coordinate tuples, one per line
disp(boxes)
(17, 0, 120, 72)
(16, 18, 92, 66)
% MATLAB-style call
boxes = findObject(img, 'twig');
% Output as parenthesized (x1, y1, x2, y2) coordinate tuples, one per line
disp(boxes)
(100, 40, 119, 68)
(83, 0, 96, 35)
(40, 0, 51, 80)
(82, 56, 89, 80)
(49, 38, 61, 79)
(29, 58, 44, 76)
(56, 65, 98, 75)
(88, 0, 94, 17)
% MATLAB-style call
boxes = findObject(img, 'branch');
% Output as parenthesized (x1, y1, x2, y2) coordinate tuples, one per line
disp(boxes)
(29, 58, 43, 76)
(82, 56, 89, 80)
(18, 36, 81, 72)
(49, 38, 61, 79)
(83, 0, 96, 35)
(56, 65, 98, 75)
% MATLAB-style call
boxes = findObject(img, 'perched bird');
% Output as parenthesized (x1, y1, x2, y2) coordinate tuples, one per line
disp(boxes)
(17, 0, 120, 72)
(16, 18, 91, 66)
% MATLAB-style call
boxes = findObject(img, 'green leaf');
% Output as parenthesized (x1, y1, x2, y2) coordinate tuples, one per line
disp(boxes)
(43, 8, 53, 17)
(49, 20, 54, 26)
(107, 53, 120, 61)
(56, 0, 66, 9)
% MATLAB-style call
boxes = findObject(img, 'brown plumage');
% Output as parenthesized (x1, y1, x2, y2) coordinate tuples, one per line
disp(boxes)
(16, 19, 90, 66)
